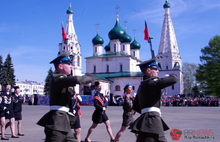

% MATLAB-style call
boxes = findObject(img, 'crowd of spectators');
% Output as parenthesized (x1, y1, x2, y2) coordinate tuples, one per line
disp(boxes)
(161, 94, 219, 107)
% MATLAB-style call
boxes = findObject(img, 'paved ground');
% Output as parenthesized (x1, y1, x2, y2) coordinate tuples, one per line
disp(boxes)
(3, 105, 220, 142)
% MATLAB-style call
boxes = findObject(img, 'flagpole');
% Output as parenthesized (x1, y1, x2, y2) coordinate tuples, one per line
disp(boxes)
(148, 37, 155, 58)
(144, 21, 155, 59)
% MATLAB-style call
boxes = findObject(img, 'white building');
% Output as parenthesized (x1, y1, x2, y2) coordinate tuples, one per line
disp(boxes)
(55, 1, 183, 97)
(15, 80, 44, 96)
(85, 9, 143, 97)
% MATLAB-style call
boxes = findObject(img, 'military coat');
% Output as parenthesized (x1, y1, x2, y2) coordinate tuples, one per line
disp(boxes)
(131, 74, 178, 135)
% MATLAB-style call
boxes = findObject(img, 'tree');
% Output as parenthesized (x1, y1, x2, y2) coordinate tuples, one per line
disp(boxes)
(44, 67, 54, 95)
(1, 54, 16, 88)
(196, 35, 220, 97)
(0, 55, 3, 86)
(182, 62, 198, 94)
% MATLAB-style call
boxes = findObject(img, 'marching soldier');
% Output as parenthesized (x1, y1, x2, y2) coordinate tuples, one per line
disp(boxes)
(131, 58, 178, 142)
(37, 51, 92, 142)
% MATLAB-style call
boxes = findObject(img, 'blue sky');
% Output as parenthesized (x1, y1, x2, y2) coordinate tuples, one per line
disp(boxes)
(1, 0, 220, 83)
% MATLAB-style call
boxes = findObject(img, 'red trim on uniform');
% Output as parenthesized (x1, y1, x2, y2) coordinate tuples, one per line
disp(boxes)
(94, 96, 104, 106)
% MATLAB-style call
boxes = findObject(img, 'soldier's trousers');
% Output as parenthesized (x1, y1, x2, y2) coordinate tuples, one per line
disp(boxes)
(44, 127, 78, 142)
(136, 132, 167, 142)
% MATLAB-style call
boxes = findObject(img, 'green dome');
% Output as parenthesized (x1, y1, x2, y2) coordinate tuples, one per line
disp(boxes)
(92, 34, 104, 45)
(104, 43, 110, 51)
(131, 39, 141, 49)
(66, 7, 73, 14)
(163, 0, 170, 9)
(108, 20, 125, 40)
(119, 32, 132, 43)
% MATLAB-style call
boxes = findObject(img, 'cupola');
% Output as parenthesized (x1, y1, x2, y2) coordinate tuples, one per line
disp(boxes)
(104, 43, 110, 52)
(130, 39, 141, 49)
(163, 0, 170, 9)
(108, 20, 125, 40)
(92, 34, 104, 45)
(119, 32, 132, 43)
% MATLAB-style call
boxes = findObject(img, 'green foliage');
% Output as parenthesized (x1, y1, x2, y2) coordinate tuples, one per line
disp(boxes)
(44, 67, 54, 95)
(196, 35, 220, 97)
(182, 62, 198, 94)
(0, 54, 15, 89)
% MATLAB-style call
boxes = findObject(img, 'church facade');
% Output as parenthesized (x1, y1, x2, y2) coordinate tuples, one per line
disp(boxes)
(57, 0, 183, 97)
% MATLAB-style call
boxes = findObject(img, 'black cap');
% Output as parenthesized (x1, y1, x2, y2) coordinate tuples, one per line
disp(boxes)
(137, 57, 158, 70)
(14, 86, 19, 90)
(94, 81, 100, 87)
(50, 51, 72, 65)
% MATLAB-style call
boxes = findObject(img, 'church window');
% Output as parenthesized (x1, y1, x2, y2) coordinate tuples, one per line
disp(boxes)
(172, 85, 174, 90)
(174, 62, 180, 68)
(166, 66, 168, 69)
(114, 44, 116, 52)
(133, 51, 135, 56)
(115, 85, 120, 91)
(158, 63, 162, 69)
(123, 45, 125, 51)
(77, 56, 80, 66)
(95, 47, 97, 52)
(120, 64, 123, 72)
(63, 46, 65, 50)
(93, 66, 96, 73)
(106, 65, 109, 72)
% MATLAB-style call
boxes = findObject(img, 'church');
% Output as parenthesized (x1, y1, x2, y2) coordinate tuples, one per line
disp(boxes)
(56, 0, 183, 98)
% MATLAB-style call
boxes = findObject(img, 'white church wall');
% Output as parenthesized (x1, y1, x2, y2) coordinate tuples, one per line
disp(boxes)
(110, 77, 142, 97)
(159, 70, 183, 95)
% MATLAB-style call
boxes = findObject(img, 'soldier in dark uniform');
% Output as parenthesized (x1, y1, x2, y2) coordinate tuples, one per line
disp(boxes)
(114, 83, 136, 142)
(0, 84, 9, 140)
(84, 82, 115, 142)
(6, 86, 24, 136)
(130, 58, 178, 142)
(69, 91, 82, 142)
(2, 84, 19, 139)
(37, 51, 92, 142)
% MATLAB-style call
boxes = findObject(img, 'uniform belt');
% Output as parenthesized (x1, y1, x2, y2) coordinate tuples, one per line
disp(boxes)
(141, 107, 161, 116)
(50, 105, 69, 112)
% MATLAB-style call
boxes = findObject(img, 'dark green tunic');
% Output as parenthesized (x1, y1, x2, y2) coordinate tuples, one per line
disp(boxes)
(131, 74, 178, 137)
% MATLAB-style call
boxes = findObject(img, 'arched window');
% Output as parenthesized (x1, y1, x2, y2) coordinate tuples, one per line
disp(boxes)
(172, 85, 174, 90)
(115, 85, 120, 91)
(93, 65, 96, 73)
(114, 44, 116, 52)
(120, 64, 123, 72)
(77, 56, 80, 66)
(106, 65, 109, 72)
(173, 62, 180, 68)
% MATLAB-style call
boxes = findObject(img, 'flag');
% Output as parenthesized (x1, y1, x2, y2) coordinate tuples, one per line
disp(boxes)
(144, 21, 149, 41)
(61, 22, 67, 39)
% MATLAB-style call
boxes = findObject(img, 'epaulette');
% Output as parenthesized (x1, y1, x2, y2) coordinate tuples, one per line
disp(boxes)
(53, 73, 66, 78)
(150, 76, 159, 82)
(152, 78, 158, 81)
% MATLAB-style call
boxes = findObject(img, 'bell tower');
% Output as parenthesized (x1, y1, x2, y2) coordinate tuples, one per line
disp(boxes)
(58, 3, 82, 94)
(157, 0, 184, 95)
(58, 3, 82, 76)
